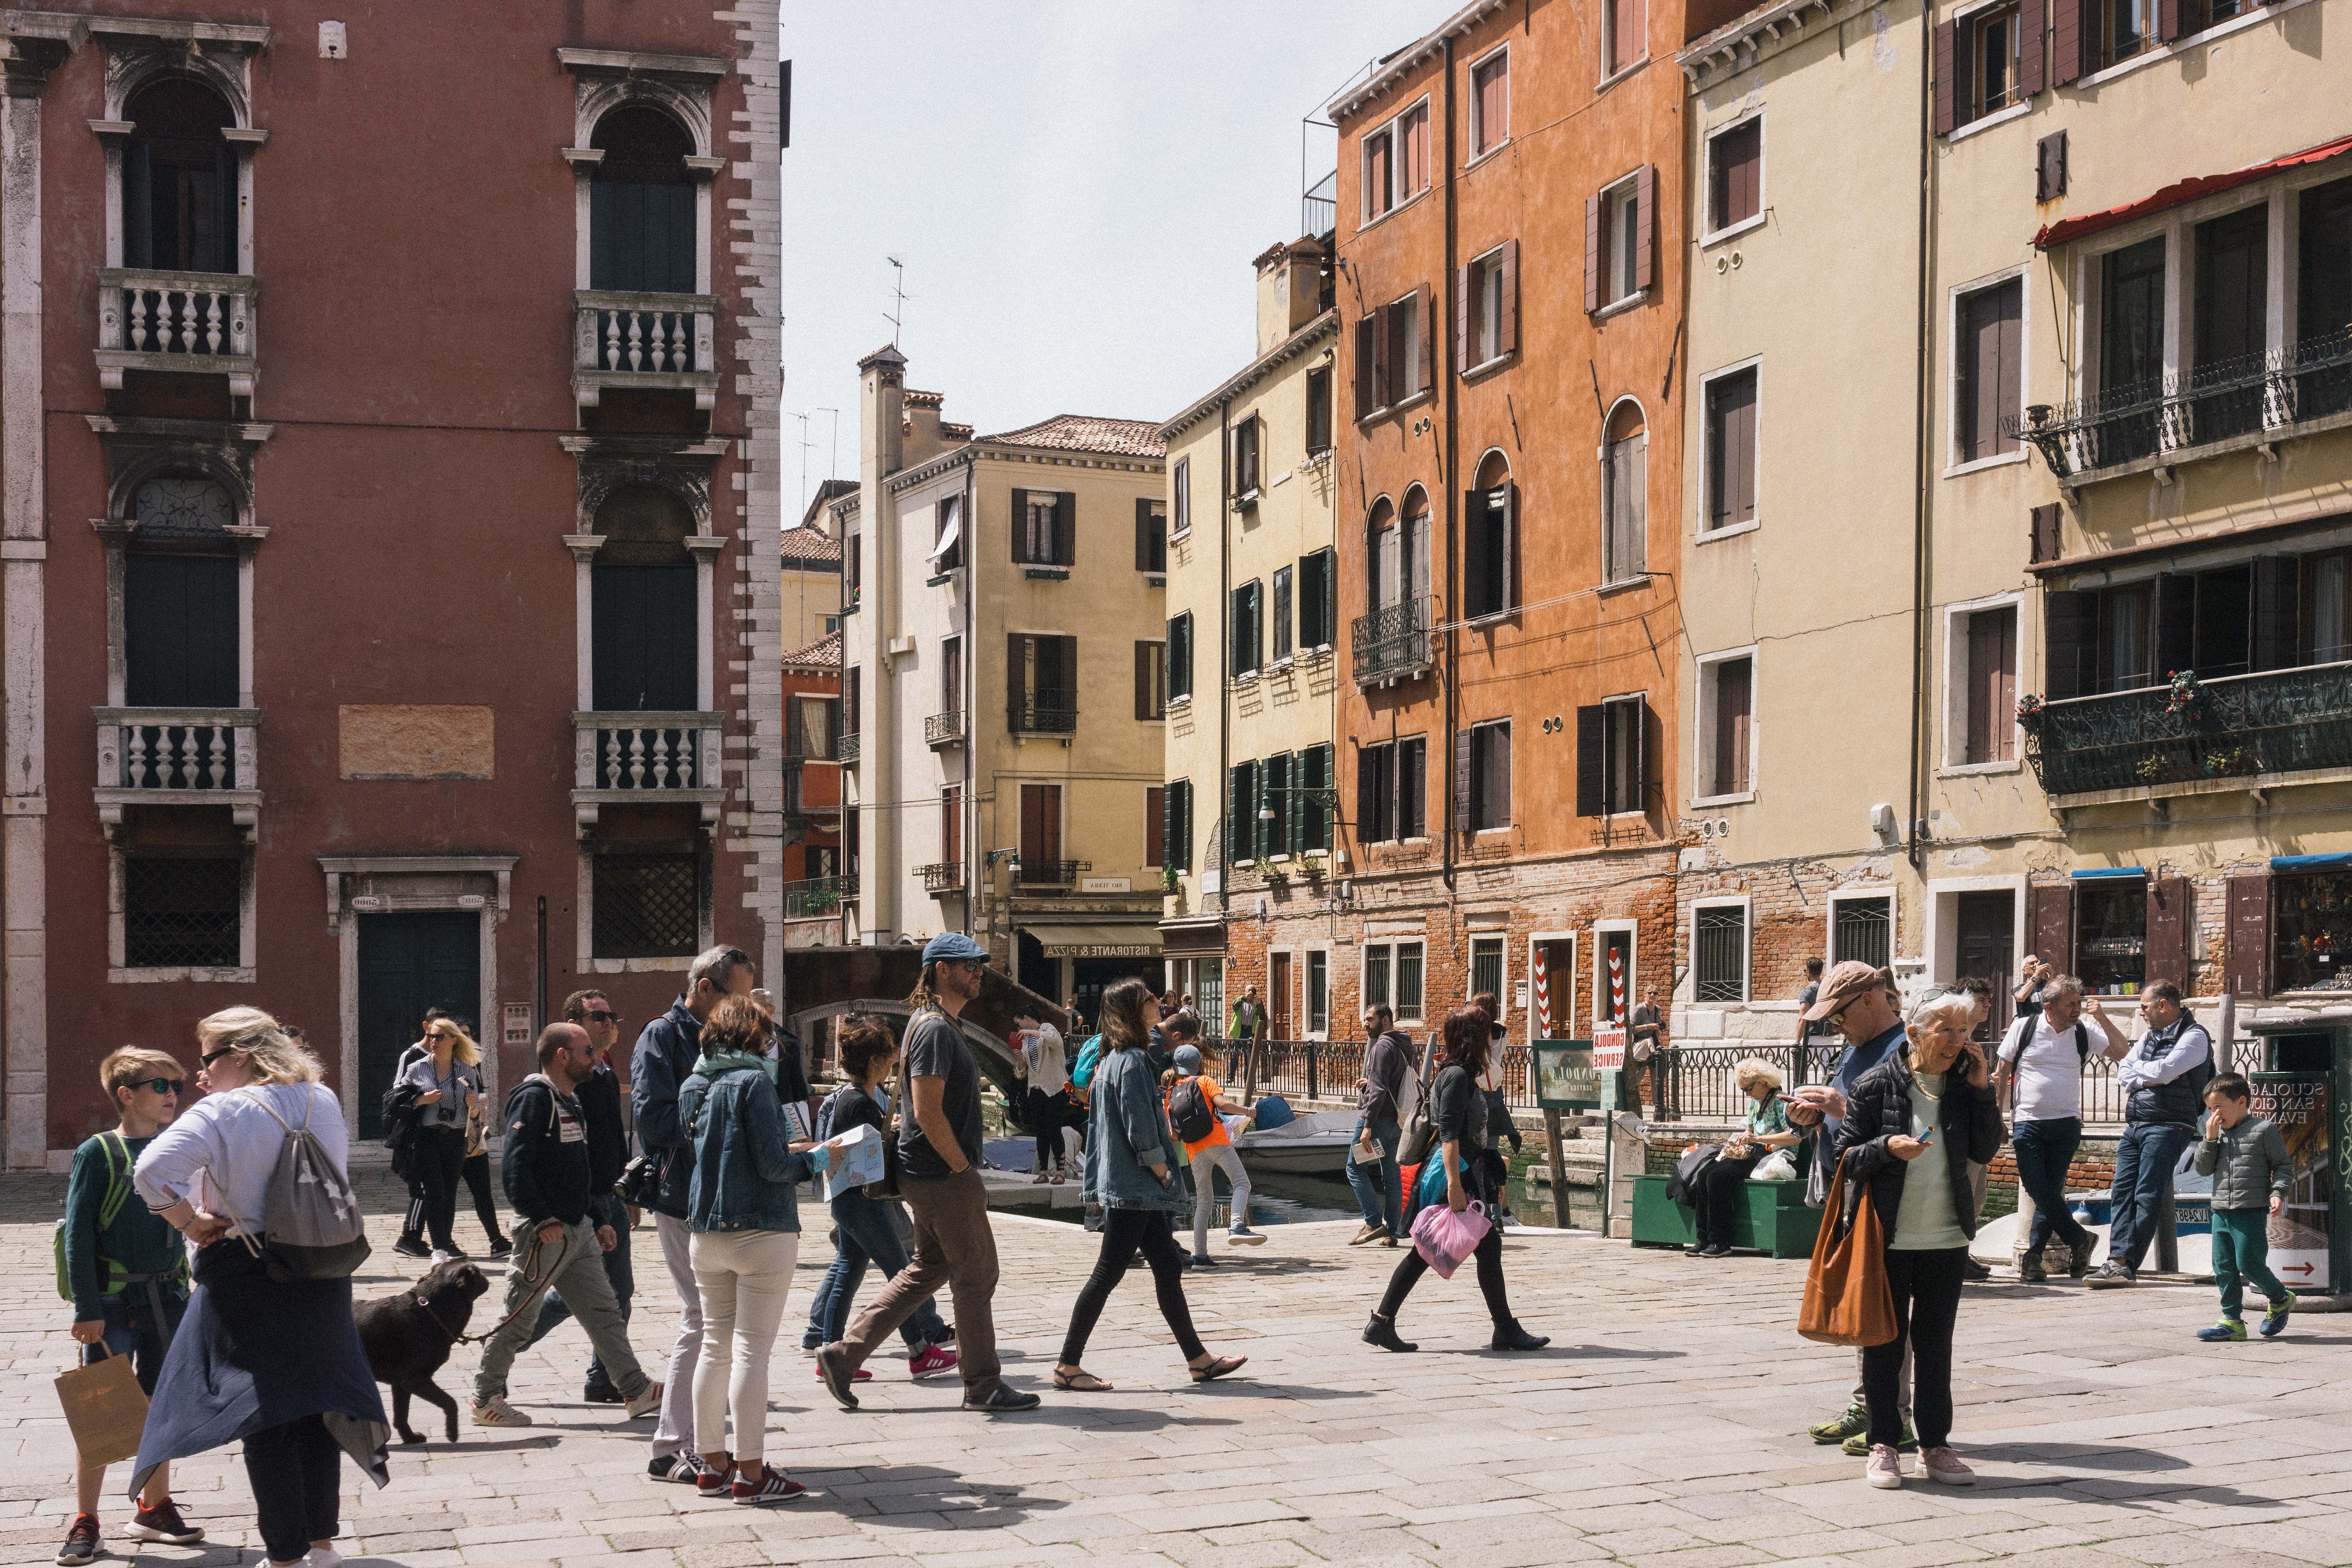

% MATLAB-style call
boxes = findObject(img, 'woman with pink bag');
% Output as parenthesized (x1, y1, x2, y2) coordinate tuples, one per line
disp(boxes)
(1363, 1004, 1550, 1354)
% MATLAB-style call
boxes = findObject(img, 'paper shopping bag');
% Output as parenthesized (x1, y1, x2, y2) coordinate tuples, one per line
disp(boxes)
(55, 1346, 149, 1468)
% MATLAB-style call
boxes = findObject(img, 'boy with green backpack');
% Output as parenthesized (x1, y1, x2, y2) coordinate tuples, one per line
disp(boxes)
(55, 1047, 204, 1567)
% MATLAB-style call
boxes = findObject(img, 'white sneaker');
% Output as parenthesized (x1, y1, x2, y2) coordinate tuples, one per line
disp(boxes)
(1864, 1444, 1902, 1489)
(472, 1395, 533, 1428)
(307, 1547, 345, 1568)
(623, 1381, 665, 1419)
(1920, 1445, 1975, 1486)
(1225, 1227, 1267, 1246)
(428, 1250, 454, 1265)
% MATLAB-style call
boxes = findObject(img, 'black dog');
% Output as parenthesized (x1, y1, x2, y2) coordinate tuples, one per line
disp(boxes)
(357, 1259, 492, 1444)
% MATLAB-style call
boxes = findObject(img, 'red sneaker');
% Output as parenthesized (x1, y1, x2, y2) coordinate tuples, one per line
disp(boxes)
(817, 1364, 873, 1383)
(695, 1456, 733, 1499)
(732, 1468, 807, 1505)
(909, 1343, 959, 1377)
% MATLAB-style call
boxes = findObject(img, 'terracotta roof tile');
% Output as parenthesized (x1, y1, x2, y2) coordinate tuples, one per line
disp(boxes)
(784, 629, 841, 668)
(779, 523, 842, 565)
(972, 413, 1166, 459)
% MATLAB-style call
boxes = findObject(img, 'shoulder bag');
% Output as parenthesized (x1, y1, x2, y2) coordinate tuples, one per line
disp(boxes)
(1796, 1152, 1896, 1347)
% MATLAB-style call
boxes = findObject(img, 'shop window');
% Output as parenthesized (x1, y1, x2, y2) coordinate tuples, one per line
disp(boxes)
(2075, 877, 2147, 996)
(2273, 872, 2352, 992)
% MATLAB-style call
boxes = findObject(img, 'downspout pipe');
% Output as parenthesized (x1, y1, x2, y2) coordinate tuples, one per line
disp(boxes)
(1441, 34, 1460, 896)
(962, 458, 976, 920)
(1218, 396, 1232, 918)
(1906, 5, 1935, 877)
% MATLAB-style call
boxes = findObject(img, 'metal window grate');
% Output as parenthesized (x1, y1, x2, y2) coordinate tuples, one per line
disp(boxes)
(594, 853, 699, 958)
(125, 856, 240, 968)
(1834, 897, 1892, 971)
(1695, 906, 1748, 1002)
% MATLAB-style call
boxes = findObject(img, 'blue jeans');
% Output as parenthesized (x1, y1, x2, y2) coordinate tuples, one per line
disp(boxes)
(2011, 1117, 2091, 1257)
(2107, 1120, 2196, 1271)
(802, 1189, 947, 1355)
(86, 1284, 187, 1396)
(1345, 1115, 1403, 1237)
(526, 1192, 635, 1385)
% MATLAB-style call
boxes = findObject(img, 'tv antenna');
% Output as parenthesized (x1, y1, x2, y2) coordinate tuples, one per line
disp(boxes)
(885, 254, 913, 346)
(789, 412, 818, 516)
(818, 407, 840, 483)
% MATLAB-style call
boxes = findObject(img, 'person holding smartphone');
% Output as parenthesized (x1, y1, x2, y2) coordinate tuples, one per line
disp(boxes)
(1831, 991, 2002, 1490)
(1687, 1060, 1800, 1257)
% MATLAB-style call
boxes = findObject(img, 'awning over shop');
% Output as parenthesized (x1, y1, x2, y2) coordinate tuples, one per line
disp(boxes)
(2072, 866, 2147, 879)
(1159, 919, 1227, 956)
(2274, 854, 2352, 871)
(2034, 132, 2352, 250)
(1025, 922, 1163, 959)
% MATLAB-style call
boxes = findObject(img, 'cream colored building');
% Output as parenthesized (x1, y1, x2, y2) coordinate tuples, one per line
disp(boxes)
(780, 479, 851, 654)
(843, 347, 1169, 1012)
(1673, 0, 2352, 1052)
(1157, 240, 1340, 1035)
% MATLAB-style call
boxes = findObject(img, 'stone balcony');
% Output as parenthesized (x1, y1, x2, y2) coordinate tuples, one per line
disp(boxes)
(573, 290, 718, 410)
(95, 269, 256, 400)
(93, 706, 261, 839)
(571, 710, 722, 833)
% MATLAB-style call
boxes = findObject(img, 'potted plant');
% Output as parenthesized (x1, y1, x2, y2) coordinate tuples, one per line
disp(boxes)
(2016, 693, 2049, 738)
(2162, 669, 2208, 725)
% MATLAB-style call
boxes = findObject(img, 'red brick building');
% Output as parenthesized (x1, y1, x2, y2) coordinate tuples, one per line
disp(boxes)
(0, 5, 784, 1166)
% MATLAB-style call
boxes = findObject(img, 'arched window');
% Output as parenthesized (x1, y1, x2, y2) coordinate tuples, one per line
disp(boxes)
(125, 474, 238, 708)
(1399, 486, 1432, 610)
(1602, 400, 1647, 584)
(592, 483, 697, 710)
(124, 78, 236, 273)
(1365, 496, 1396, 614)
(1466, 451, 1516, 619)
(590, 105, 695, 294)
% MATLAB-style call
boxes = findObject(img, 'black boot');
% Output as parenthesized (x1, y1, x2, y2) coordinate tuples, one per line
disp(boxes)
(2018, 1249, 2047, 1284)
(1363, 1311, 1417, 1353)
(1490, 1319, 1550, 1352)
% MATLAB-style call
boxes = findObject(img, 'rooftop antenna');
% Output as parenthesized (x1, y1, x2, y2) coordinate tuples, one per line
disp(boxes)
(789, 412, 818, 517)
(819, 407, 841, 483)
(885, 254, 912, 347)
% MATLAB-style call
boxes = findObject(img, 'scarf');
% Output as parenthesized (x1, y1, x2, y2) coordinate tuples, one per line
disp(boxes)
(693, 1049, 777, 1084)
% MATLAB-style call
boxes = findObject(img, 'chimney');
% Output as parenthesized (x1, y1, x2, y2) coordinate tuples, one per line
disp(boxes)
(858, 343, 907, 482)
(1254, 237, 1327, 355)
(903, 387, 947, 465)
(852, 343, 906, 944)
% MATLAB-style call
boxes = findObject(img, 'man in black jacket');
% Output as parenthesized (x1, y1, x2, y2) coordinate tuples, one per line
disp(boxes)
(470, 1024, 662, 1428)
(523, 990, 636, 1402)
(633, 944, 755, 1481)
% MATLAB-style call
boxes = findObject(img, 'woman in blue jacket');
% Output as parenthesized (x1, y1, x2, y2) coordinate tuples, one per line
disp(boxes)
(1052, 978, 1246, 1392)
(679, 996, 844, 1504)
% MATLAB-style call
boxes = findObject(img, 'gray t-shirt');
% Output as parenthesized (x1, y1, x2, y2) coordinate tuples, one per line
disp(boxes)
(403, 1054, 479, 1130)
(899, 1009, 982, 1180)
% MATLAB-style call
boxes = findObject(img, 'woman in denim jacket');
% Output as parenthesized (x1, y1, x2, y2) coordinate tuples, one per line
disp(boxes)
(1052, 978, 1246, 1392)
(677, 995, 844, 1504)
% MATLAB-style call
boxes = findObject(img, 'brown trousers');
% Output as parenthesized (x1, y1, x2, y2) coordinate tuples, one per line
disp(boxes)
(837, 1167, 1001, 1394)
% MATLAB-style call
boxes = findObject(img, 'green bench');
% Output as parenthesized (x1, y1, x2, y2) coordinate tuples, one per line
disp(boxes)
(1631, 1172, 1822, 1259)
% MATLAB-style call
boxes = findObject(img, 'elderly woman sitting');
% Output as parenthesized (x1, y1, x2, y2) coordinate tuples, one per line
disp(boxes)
(1688, 1058, 1802, 1258)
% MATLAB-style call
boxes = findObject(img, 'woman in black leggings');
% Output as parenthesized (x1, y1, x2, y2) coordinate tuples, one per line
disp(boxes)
(1053, 978, 1246, 1392)
(1365, 1004, 1549, 1354)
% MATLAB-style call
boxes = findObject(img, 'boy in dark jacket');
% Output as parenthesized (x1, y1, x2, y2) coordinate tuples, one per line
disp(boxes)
(470, 1025, 662, 1428)
(2192, 1073, 2296, 1341)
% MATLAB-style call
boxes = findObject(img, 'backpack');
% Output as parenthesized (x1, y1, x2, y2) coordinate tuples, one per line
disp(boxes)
(54, 1132, 140, 1303)
(1168, 1077, 1216, 1145)
(2001, 1015, 2089, 1066)
(236, 1088, 371, 1283)
(1070, 1034, 1105, 1091)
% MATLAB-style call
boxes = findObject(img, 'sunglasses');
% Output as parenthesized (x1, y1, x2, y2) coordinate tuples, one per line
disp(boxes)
(199, 1046, 240, 1067)
(585, 1009, 621, 1023)
(126, 1077, 186, 1095)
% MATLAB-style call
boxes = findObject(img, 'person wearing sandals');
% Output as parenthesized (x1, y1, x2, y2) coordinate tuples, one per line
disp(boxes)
(801, 1014, 958, 1379)
(1053, 977, 1247, 1393)
(677, 996, 849, 1504)
(1833, 990, 2002, 1490)
(1364, 1005, 1549, 1355)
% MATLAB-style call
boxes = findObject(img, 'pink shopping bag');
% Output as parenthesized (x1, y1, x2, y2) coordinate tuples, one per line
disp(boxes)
(1408, 1198, 1493, 1279)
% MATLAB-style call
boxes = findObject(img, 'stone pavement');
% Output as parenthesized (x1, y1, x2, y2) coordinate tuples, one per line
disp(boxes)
(5, 1169, 2352, 1568)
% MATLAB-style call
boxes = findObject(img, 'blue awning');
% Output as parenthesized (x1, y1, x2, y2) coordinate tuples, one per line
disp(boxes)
(2272, 854, 2352, 871)
(2071, 867, 2147, 879)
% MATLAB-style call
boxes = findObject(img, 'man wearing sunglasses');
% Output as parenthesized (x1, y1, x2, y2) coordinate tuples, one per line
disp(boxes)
(525, 991, 637, 1403)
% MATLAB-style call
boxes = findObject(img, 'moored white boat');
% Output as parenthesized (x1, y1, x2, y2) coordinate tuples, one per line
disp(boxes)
(1232, 1109, 1360, 1174)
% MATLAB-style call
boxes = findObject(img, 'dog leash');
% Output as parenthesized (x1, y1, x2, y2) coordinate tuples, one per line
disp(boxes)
(417, 1231, 570, 1347)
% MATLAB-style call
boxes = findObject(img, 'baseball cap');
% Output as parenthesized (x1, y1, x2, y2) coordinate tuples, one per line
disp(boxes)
(921, 931, 989, 966)
(1802, 960, 1891, 1022)
(1172, 1045, 1203, 1074)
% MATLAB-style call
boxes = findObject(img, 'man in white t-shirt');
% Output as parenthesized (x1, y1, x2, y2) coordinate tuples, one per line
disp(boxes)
(1994, 974, 2129, 1282)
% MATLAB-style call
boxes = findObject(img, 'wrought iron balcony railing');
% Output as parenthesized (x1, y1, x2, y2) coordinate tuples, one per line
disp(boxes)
(2014, 328, 2352, 483)
(916, 861, 965, 894)
(836, 731, 861, 764)
(1351, 595, 1435, 686)
(1014, 858, 1090, 887)
(1008, 694, 1078, 735)
(924, 710, 966, 748)
(779, 875, 851, 920)
(2025, 660, 2352, 799)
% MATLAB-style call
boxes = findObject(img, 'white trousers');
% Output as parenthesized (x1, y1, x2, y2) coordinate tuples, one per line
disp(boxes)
(690, 1229, 800, 1465)
(650, 1212, 705, 1459)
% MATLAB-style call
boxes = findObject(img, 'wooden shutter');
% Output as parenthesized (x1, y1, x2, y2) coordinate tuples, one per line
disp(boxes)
(1134, 642, 1151, 720)
(124, 139, 152, 268)
(2043, 588, 2098, 700)
(1715, 659, 1751, 795)
(2251, 556, 2300, 671)
(1009, 487, 1029, 563)
(591, 562, 696, 711)
(1633, 165, 1655, 293)
(2154, 573, 2196, 680)
(1357, 746, 1382, 844)
(1146, 786, 1166, 869)
(1455, 262, 1472, 376)
(1415, 284, 1433, 398)
(125, 554, 239, 708)
(2029, 502, 2063, 565)
(1584, 194, 1602, 313)
(1464, 488, 1492, 618)
(1635, 699, 1654, 813)
(1272, 566, 1293, 662)
(1501, 483, 1518, 610)
(2225, 873, 2270, 997)
(1493, 725, 1512, 827)
(1370, 303, 1392, 408)
(1006, 633, 1025, 726)
(1054, 491, 1075, 566)
(2158, 0, 2183, 41)
(2036, 131, 2068, 203)
(1452, 729, 1473, 840)
(1020, 782, 1047, 865)
(1575, 705, 1604, 817)
(1135, 497, 1152, 570)
(1933, 20, 1958, 135)
(2053, 0, 2083, 84)
(2146, 876, 2192, 990)
(2020, 2, 2048, 96)
(1401, 737, 1426, 837)
(2029, 881, 2075, 971)
(1498, 240, 1519, 355)
(1353, 316, 1377, 417)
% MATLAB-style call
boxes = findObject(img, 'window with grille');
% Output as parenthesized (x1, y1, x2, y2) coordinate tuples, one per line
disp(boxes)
(1307, 951, 1328, 1034)
(1833, 896, 1892, 971)
(1694, 904, 1749, 1002)
(594, 852, 700, 958)
(124, 856, 240, 968)
(1471, 936, 1504, 1005)
(1363, 939, 1426, 1022)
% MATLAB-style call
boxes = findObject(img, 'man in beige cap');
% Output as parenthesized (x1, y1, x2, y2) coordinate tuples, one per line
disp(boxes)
(1787, 961, 1916, 1454)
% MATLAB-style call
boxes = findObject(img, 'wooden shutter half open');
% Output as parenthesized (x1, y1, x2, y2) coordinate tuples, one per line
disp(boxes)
(1009, 487, 1028, 563)
(2029, 881, 2075, 971)
(2020, 2, 2048, 96)
(1054, 491, 1075, 565)
(2154, 573, 2196, 681)
(1353, 315, 1377, 418)
(1633, 165, 1655, 293)
(2029, 502, 2063, 565)
(1415, 283, 1433, 397)
(2043, 588, 2098, 701)
(1933, 19, 1957, 135)
(1452, 728, 1473, 840)
(2225, 873, 2270, 997)
(1455, 262, 1472, 376)
(1147, 785, 1166, 870)
(1575, 705, 1604, 817)
(1370, 302, 1392, 409)
(2053, 0, 2084, 84)
(2158, 0, 2184, 41)
(2146, 876, 2193, 991)
(1135, 497, 1152, 570)
(1584, 193, 1602, 313)
(1498, 240, 1519, 355)
(2251, 556, 2300, 671)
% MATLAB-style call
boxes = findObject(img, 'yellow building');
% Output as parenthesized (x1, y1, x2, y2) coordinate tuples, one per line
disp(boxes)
(843, 347, 1169, 1014)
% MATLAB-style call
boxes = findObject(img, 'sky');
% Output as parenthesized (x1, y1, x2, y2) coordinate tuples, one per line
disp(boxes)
(779, 0, 1445, 521)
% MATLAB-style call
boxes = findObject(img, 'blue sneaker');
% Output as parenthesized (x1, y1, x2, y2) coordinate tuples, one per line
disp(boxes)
(2260, 1293, 2296, 1337)
(2196, 1319, 2247, 1342)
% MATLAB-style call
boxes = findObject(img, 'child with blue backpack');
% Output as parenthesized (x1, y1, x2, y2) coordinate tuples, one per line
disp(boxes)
(56, 1048, 205, 1566)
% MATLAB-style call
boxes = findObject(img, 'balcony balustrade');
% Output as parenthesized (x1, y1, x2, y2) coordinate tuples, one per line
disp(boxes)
(93, 706, 261, 838)
(571, 710, 723, 832)
(1351, 595, 1435, 686)
(779, 875, 851, 920)
(1008, 694, 1078, 735)
(917, 861, 965, 894)
(95, 269, 256, 399)
(573, 289, 719, 409)
(1014, 858, 1089, 887)
(837, 731, 861, 764)
(2026, 661, 2352, 803)
(2016, 328, 2352, 486)
(924, 709, 966, 748)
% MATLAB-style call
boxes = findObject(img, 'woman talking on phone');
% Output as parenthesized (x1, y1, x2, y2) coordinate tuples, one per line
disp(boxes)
(1832, 991, 2002, 1490)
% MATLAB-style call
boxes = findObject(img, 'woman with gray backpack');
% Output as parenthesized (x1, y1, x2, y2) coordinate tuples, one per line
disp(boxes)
(132, 1007, 387, 1568)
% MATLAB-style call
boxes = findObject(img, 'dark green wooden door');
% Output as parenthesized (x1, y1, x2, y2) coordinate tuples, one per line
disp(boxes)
(358, 912, 479, 1138)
